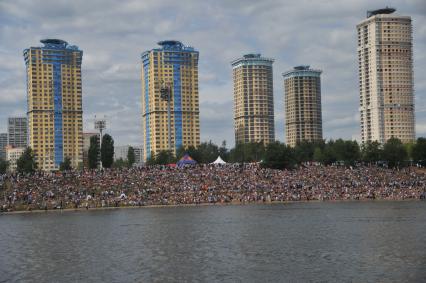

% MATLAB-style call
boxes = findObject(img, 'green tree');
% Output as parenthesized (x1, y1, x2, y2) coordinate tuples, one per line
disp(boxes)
(412, 137, 426, 166)
(361, 141, 383, 164)
(127, 146, 136, 167)
(16, 147, 37, 173)
(0, 159, 9, 174)
(313, 147, 325, 163)
(383, 137, 407, 168)
(101, 134, 114, 168)
(113, 158, 127, 169)
(218, 140, 229, 161)
(294, 140, 325, 163)
(59, 156, 72, 171)
(262, 141, 296, 169)
(229, 142, 265, 163)
(88, 135, 100, 169)
(154, 150, 175, 165)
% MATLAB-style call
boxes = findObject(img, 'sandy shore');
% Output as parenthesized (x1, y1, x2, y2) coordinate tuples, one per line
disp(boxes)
(1, 198, 422, 216)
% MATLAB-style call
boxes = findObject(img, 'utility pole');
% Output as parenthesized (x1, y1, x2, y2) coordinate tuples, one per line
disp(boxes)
(160, 81, 173, 153)
(94, 115, 106, 169)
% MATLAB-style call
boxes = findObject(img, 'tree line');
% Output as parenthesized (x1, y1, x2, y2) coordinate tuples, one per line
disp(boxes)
(147, 137, 426, 169)
(2, 136, 426, 174)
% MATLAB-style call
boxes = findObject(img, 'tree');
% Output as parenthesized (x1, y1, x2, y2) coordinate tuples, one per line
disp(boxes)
(16, 147, 37, 173)
(113, 158, 127, 169)
(153, 150, 175, 165)
(294, 140, 325, 163)
(59, 156, 72, 171)
(229, 142, 265, 163)
(101, 134, 114, 168)
(313, 147, 325, 163)
(88, 135, 100, 169)
(127, 146, 136, 167)
(0, 159, 9, 174)
(412, 137, 426, 166)
(361, 141, 383, 164)
(262, 141, 296, 169)
(218, 140, 229, 161)
(382, 137, 407, 168)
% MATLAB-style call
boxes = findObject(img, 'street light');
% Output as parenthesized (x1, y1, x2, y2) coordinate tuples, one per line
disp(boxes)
(94, 115, 106, 168)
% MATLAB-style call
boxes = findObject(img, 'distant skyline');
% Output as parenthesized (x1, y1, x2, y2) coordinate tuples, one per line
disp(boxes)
(0, 0, 425, 147)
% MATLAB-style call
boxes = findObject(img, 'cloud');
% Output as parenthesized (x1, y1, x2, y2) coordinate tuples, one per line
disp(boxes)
(0, 0, 425, 148)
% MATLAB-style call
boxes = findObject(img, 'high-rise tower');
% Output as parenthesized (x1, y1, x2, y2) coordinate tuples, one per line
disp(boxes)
(141, 40, 200, 161)
(231, 54, 275, 145)
(23, 39, 83, 171)
(8, 117, 27, 148)
(357, 8, 414, 144)
(283, 66, 323, 147)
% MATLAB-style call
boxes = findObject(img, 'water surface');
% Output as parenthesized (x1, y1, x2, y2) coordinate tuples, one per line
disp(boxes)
(1, 202, 425, 282)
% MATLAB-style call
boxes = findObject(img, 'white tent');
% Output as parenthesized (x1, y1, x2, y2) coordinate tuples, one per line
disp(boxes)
(211, 156, 227, 164)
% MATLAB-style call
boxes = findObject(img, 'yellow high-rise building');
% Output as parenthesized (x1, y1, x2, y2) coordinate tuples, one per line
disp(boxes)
(283, 66, 323, 147)
(23, 39, 83, 171)
(357, 8, 415, 144)
(231, 54, 275, 145)
(141, 40, 200, 161)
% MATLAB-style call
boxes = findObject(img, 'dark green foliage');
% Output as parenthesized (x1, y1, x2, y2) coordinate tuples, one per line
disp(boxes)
(16, 147, 37, 173)
(218, 140, 229, 161)
(127, 146, 136, 167)
(59, 156, 72, 171)
(178, 141, 220, 163)
(88, 136, 100, 169)
(113, 158, 128, 169)
(262, 141, 296, 169)
(411, 138, 426, 165)
(101, 134, 114, 168)
(150, 150, 175, 165)
(361, 141, 383, 164)
(382, 137, 407, 168)
(293, 140, 325, 163)
(229, 142, 265, 163)
(0, 159, 9, 174)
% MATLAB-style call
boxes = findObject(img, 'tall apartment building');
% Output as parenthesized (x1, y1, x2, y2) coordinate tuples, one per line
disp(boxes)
(8, 117, 27, 148)
(23, 39, 83, 171)
(141, 40, 200, 161)
(231, 54, 275, 145)
(283, 66, 323, 147)
(0, 133, 7, 160)
(114, 145, 143, 164)
(357, 8, 414, 144)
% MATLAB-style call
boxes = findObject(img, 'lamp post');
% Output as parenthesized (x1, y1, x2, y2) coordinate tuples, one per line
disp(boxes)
(160, 82, 173, 153)
(94, 116, 106, 168)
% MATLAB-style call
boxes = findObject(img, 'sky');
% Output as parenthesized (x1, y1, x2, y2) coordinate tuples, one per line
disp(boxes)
(0, 0, 425, 147)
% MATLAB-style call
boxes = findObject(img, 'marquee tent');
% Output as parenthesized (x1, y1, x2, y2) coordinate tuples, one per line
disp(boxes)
(176, 154, 197, 167)
(211, 156, 226, 164)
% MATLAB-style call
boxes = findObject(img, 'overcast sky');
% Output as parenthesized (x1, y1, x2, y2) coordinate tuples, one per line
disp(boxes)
(0, 0, 425, 147)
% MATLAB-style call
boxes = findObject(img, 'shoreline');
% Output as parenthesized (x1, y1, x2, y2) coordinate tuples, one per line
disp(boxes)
(1, 198, 423, 216)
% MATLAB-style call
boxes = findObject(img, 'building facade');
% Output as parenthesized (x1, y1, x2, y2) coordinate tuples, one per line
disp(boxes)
(0, 133, 7, 160)
(283, 66, 323, 147)
(8, 117, 27, 148)
(5, 146, 25, 172)
(357, 8, 414, 144)
(83, 132, 99, 168)
(114, 145, 143, 164)
(141, 40, 200, 161)
(231, 54, 275, 145)
(23, 39, 83, 171)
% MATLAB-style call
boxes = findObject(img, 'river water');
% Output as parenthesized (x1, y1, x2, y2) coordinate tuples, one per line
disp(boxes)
(1, 201, 425, 282)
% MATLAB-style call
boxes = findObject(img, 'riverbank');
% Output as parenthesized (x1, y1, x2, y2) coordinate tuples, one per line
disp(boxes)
(2, 198, 423, 215)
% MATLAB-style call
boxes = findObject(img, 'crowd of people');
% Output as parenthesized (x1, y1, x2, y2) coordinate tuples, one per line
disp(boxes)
(1, 164, 426, 212)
